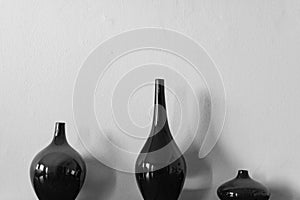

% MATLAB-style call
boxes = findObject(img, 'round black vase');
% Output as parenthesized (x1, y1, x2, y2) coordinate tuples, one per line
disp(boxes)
(217, 170, 270, 200)
(135, 79, 187, 200)
(30, 122, 86, 200)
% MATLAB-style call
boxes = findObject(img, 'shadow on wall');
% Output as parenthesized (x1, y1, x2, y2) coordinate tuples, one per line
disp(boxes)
(77, 155, 117, 200)
(179, 147, 212, 200)
(180, 142, 236, 200)
(176, 89, 300, 200)
(177, 89, 235, 200)
(178, 89, 214, 200)
(268, 183, 300, 200)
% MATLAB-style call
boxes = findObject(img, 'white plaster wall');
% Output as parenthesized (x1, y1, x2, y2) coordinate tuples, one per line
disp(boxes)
(1, 0, 300, 199)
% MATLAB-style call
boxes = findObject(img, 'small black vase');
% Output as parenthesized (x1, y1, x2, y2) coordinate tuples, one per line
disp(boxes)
(217, 170, 270, 200)
(135, 79, 187, 200)
(30, 122, 86, 200)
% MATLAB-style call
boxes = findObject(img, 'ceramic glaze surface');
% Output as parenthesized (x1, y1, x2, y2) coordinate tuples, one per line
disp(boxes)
(30, 122, 86, 200)
(135, 79, 187, 200)
(217, 170, 270, 200)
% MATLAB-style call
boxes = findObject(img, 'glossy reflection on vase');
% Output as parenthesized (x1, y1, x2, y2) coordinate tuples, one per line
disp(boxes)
(217, 170, 270, 200)
(30, 122, 86, 200)
(135, 79, 187, 200)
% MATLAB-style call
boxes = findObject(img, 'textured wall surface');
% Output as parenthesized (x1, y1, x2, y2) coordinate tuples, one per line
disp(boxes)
(1, 0, 300, 199)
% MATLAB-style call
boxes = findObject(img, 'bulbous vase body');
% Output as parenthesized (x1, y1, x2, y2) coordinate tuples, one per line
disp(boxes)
(217, 170, 270, 200)
(30, 122, 86, 200)
(135, 79, 187, 200)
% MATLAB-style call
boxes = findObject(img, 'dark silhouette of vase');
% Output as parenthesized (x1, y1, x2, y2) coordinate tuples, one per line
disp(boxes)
(135, 79, 187, 200)
(30, 122, 86, 200)
(217, 170, 271, 200)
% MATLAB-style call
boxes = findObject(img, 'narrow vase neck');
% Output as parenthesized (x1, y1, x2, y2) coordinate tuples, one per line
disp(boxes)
(151, 79, 169, 132)
(52, 122, 67, 145)
(236, 170, 250, 179)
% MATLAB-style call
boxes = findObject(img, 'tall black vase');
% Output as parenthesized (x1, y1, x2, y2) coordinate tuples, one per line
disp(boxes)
(135, 79, 187, 200)
(30, 122, 86, 200)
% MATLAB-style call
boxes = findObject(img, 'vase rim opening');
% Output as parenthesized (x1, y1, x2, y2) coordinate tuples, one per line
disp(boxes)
(55, 121, 66, 125)
(155, 78, 165, 84)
